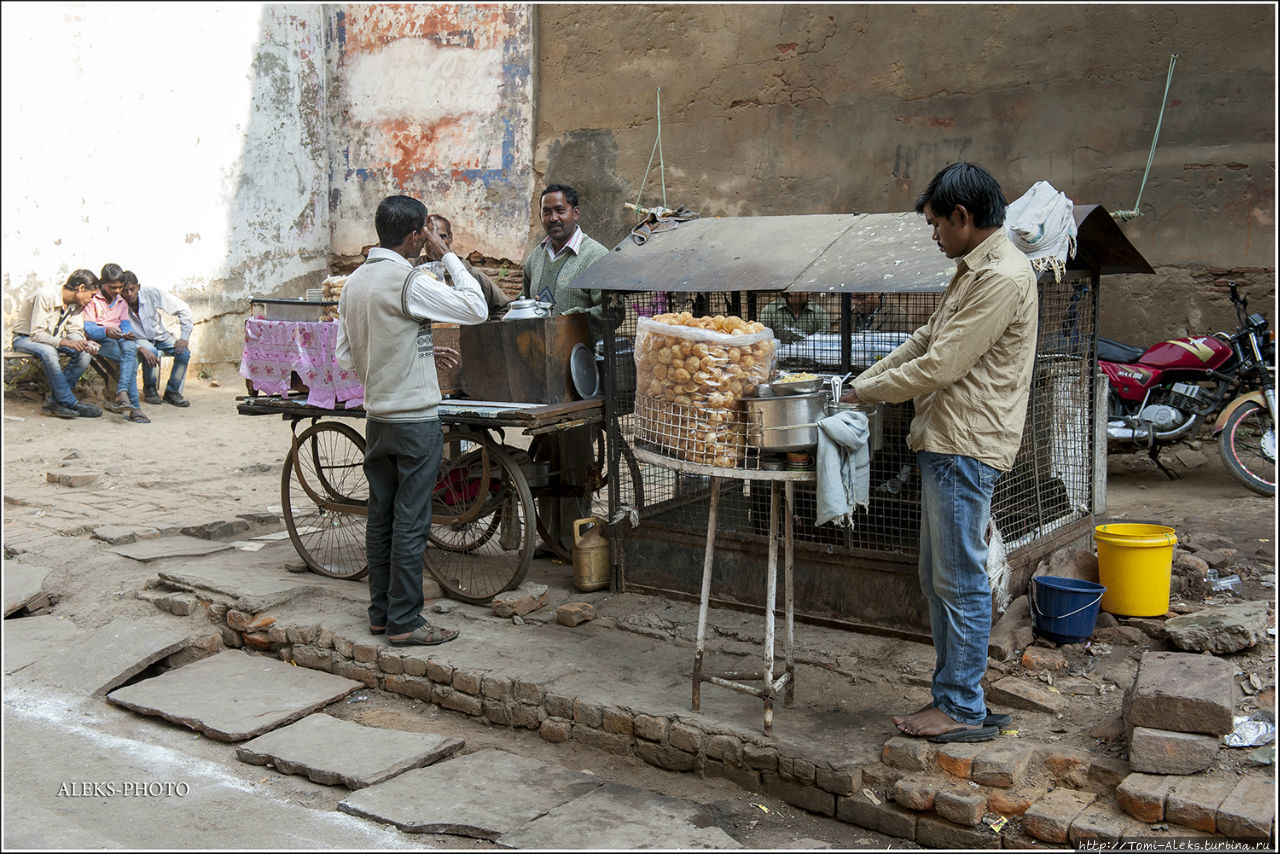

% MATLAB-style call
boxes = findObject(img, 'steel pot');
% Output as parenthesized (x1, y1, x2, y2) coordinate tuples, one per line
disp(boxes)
(826, 400, 884, 452)
(746, 391, 828, 452)
(504, 298, 552, 320)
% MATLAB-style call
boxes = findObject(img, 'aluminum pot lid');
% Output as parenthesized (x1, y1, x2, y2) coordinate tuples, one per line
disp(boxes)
(570, 342, 600, 399)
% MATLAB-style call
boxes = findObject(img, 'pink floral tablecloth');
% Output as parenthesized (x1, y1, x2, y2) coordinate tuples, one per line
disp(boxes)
(238, 318, 364, 409)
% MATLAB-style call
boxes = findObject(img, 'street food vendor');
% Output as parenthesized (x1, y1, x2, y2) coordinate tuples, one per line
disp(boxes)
(520, 183, 609, 555)
(336, 194, 488, 647)
(840, 163, 1037, 744)
(520, 184, 609, 343)
(759, 292, 831, 344)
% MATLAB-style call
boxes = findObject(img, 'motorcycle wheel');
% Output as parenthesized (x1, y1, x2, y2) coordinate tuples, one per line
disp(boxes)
(1218, 400, 1276, 496)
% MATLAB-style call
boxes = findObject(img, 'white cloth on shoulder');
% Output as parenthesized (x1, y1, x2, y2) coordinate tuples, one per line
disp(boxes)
(814, 410, 871, 528)
(1004, 180, 1077, 281)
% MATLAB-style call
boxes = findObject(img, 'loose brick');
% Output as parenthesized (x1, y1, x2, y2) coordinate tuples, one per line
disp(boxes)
(332, 634, 354, 658)
(970, 740, 1035, 788)
(1021, 646, 1068, 672)
(599, 732, 632, 756)
(540, 718, 571, 743)
(986, 677, 1067, 714)
(376, 649, 403, 675)
(267, 624, 289, 645)
(571, 725, 607, 750)
(790, 758, 816, 785)
(452, 668, 482, 695)
(706, 734, 743, 766)
(860, 763, 904, 790)
(814, 764, 860, 796)
(743, 743, 778, 772)
(572, 698, 604, 728)
(290, 645, 334, 672)
(1166, 777, 1234, 833)
(633, 713, 667, 742)
(934, 787, 986, 827)
(1068, 801, 1150, 845)
(1115, 773, 1172, 824)
(383, 673, 433, 701)
(763, 773, 835, 816)
(226, 609, 254, 632)
(167, 593, 199, 617)
(285, 624, 318, 645)
(601, 707, 633, 735)
(425, 659, 453, 684)
(669, 723, 702, 754)
(400, 653, 428, 677)
(1128, 727, 1219, 775)
(544, 693, 572, 719)
(892, 774, 938, 811)
(556, 602, 595, 626)
(635, 741, 696, 772)
(219, 626, 243, 649)
(514, 679, 543, 705)
(935, 742, 987, 779)
(915, 813, 1001, 849)
(1043, 748, 1092, 788)
(483, 699, 511, 726)
(1125, 650, 1235, 735)
(434, 686, 483, 716)
(882, 736, 934, 771)
(1086, 757, 1131, 794)
(704, 759, 761, 793)
(511, 703, 546, 730)
(242, 631, 274, 651)
(987, 782, 1048, 816)
(481, 674, 512, 700)
(1215, 777, 1275, 839)
(837, 795, 918, 840)
(333, 659, 379, 688)
(317, 628, 334, 649)
(1023, 787, 1096, 843)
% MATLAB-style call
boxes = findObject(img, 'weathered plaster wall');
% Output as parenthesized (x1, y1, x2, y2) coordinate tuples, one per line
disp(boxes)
(1, 3, 332, 363)
(531, 3, 1275, 342)
(325, 4, 535, 264)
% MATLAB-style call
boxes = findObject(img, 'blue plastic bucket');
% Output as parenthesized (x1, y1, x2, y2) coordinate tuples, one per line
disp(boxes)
(1031, 576, 1107, 644)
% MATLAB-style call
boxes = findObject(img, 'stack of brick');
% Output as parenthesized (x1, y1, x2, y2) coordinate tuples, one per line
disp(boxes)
(1122, 650, 1235, 775)
(1117, 773, 1274, 838)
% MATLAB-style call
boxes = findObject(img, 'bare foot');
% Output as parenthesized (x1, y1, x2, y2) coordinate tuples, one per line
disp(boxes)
(892, 703, 935, 731)
(897, 706, 982, 738)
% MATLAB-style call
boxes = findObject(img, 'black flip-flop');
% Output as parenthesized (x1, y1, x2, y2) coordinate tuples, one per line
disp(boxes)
(985, 709, 1012, 728)
(927, 724, 1000, 744)
(369, 626, 386, 636)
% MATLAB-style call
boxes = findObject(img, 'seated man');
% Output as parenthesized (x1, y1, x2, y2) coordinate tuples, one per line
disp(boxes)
(120, 270, 193, 407)
(83, 263, 146, 423)
(422, 214, 512, 320)
(10, 270, 103, 418)
(760, 292, 831, 344)
(851, 292, 911, 333)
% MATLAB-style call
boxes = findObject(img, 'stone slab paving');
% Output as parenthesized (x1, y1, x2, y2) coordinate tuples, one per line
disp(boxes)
(2, 614, 88, 675)
(2, 562, 51, 616)
(338, 748, 602, 838)
(106, 649, 361, 741)
(157, 548, 366, 611)
(39, 617, 189, 696)
(111, 535, 233, 562)
(236, 713, 464, 789)
(499, 781, 743, 849)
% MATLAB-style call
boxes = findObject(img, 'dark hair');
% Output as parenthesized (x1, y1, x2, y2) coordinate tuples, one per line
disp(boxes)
(427, 213, 452, 231)
(914, 162, 1007, 229)
(122, 270, 139, 286)
(374, 195, 428, 247)
(541, 184, 579, 208)
(64, 269, 99, 290)
(99, 263, 126, 284)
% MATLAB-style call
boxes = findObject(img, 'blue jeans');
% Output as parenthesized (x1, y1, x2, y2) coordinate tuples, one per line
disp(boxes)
(917, 450, 1002, 726)
(96, 338, 139, 408)
(363, 418, 442, 635)
(11, 336, 92, 408)
(139, 339, 190, 396)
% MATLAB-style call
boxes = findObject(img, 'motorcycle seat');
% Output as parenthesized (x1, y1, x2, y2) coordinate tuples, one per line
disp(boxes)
(1097, 337, 1146, 364)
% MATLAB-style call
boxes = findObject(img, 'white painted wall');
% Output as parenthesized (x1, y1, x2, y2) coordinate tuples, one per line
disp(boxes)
(1, 2, 331, 361)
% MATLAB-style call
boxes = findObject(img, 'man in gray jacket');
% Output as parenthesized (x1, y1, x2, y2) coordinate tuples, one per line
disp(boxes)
(336, 195, 488, 646)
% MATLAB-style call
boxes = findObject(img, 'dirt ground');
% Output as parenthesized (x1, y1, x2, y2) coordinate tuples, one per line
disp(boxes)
(3, 363, 1276, 848)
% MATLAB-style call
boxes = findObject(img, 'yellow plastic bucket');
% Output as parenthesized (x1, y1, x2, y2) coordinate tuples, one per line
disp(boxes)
(1094, 523, 1178, 617)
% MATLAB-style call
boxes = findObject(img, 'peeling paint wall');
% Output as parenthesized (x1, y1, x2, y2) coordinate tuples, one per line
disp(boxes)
(325, 4, 535, 263)
(1, 3, 332, 363)
(532, 4, 1275, 342)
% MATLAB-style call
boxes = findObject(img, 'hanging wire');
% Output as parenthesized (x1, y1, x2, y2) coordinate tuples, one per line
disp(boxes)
(633, 88, 666, 218)
(1112, 54, 1178, 222)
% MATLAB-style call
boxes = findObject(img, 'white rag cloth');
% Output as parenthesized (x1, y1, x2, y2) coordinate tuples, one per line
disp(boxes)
(814, 410, 871, 527)
(1004, 180, 1077, 281)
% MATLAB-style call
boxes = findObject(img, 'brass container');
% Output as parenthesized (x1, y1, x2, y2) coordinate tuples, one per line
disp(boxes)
(572, 516, 610, 592)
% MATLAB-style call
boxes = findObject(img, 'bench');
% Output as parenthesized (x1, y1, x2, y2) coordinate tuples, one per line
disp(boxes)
(3, 349, 117, 399)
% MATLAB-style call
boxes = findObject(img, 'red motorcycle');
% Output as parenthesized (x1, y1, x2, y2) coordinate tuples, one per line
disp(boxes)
(1099, 282, 1276, 495)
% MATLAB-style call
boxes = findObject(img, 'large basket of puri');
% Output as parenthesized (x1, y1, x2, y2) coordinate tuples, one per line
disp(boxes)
(320, 276, 346, 321)
(634, 313, 776, 468)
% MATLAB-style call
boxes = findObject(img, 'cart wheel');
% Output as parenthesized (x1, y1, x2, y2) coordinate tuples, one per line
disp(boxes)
(593, 436, 645, 522)
(282, 421, 369, 580)
(530, 432, 644, 560)
(425, 438, 534, 604)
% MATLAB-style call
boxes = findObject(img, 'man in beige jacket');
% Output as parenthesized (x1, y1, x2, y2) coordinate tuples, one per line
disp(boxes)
(842, 162, 1037, 743)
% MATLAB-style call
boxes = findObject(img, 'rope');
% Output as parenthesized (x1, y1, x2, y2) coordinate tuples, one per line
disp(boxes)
(1112, 54, 1178, 222)
(634, 88, 667, 217)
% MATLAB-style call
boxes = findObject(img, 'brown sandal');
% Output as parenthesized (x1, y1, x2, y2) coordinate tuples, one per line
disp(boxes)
(387, 624, 458, 646)
(125, 409, 151, 424)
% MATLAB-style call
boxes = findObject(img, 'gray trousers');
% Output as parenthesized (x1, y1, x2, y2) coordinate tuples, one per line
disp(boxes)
(364, 418, 442, 634)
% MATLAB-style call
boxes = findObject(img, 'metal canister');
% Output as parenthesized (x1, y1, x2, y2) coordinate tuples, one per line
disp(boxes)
(825, 400, 884, 452)
(572, 517, 610, 592)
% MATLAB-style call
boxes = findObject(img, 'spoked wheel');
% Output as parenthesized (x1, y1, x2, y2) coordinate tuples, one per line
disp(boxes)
(530, 431, 644, 560)
(425, 432, 535, 603)
(282, 421, 369, 579)
(1219, 400, 1276, 496)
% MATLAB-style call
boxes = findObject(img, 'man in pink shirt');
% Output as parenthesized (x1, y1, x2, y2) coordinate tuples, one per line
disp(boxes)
(83, 263, 147, 423)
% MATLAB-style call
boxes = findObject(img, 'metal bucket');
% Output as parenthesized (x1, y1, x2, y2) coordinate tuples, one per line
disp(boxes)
(746, 391, 828, 452)
(825, 401, 884, 452)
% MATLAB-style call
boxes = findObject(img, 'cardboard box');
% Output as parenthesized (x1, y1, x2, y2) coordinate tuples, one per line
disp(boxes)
(459, 314, 590, 403)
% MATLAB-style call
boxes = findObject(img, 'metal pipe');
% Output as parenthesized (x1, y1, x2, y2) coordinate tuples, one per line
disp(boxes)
(692, 476, 720, 713)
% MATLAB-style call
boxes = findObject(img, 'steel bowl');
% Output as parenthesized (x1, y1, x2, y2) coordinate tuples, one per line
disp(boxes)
(772, 377, 823, 395)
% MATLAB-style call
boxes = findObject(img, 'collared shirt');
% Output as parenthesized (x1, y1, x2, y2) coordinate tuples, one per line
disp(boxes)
(82, 291, 133, 340)
(852, 228, 1038, 471)
(759, 299, 831, 344)
(11, 287, 87, 347)
(541, 226, 586, 261)
(335, 247, 486, 371)
(128, 285, 193, 346)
